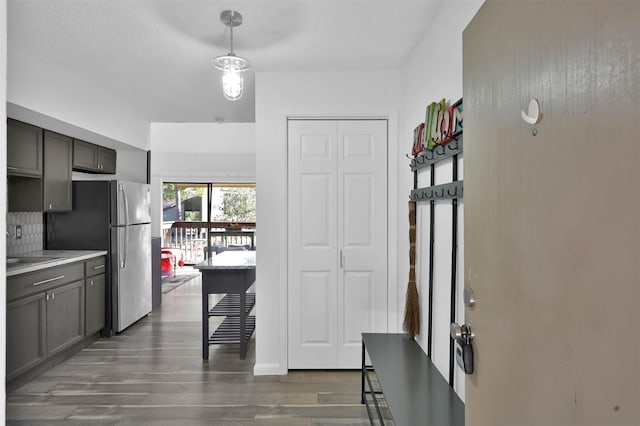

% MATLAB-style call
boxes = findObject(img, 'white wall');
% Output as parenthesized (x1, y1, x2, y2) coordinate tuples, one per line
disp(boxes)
(7, 64, 149, 151)
(399, 0, 484, 399)
(149, 122, 257, 237)
(254, 70, 401, 375)
(0, 0, 6, 421)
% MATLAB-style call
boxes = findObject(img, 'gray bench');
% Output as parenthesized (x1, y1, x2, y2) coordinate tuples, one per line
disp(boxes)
(361, 333, 464, 425)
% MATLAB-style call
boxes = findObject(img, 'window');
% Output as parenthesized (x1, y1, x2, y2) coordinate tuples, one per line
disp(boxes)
(162, 182, 256, 263)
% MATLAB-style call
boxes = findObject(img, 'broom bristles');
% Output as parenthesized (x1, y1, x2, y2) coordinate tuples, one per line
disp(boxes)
(403, 280, 420, 338)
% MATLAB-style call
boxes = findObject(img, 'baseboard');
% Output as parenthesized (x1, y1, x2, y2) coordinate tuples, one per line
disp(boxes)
(253, 363, 285, 376)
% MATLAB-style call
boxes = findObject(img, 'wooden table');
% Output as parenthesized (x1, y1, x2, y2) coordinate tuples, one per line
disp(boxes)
(194, 251, 256, 360)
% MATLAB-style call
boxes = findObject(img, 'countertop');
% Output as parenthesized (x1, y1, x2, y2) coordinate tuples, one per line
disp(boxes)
(7, 250, 108, 277)
(194, 250, 256, 270)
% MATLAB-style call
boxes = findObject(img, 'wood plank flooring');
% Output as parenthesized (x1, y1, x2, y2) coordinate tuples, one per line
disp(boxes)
(6, 275, 369, 425)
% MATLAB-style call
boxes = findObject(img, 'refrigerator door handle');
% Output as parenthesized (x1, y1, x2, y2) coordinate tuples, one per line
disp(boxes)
(119, 184, 129, 269)
(120, 184, 130, 227)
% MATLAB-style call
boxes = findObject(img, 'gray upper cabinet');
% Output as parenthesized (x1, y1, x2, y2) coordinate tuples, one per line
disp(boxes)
(72, 139, 97, 170)
(73, 139, 116, 174)
(97, 146, 116, 173)
(7, 119, 43, 177)
(7, 123, 73, 212)
(43, 131, 73, 212)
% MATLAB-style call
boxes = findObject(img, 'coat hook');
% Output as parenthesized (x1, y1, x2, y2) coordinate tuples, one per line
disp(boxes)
(434, 188, 444, 198)
(447, 187, 458, 197)
(521, 98, 542, 125)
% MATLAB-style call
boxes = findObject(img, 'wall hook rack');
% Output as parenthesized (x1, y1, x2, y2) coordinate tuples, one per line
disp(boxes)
(410, 137, 464, 171)
(410, 181, 464, 202)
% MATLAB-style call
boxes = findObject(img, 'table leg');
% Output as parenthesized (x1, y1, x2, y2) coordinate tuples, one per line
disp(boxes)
(240, 291, 247, 359)
(202, 283, 209, 360)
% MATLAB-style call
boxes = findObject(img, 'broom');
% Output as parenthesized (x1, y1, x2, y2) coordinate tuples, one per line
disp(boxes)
(403, 200, 420, 338)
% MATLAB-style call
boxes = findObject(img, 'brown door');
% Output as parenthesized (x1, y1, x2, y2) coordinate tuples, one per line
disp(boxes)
(464, 2, 639, 426)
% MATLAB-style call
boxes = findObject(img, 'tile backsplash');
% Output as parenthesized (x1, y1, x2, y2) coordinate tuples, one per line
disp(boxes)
(7, 212, 44, 255)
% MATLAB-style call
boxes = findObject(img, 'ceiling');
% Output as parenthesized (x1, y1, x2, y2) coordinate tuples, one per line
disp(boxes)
(7, 1, 442, 124)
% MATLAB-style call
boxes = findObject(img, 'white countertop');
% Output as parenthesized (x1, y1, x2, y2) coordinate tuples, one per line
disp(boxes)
(194, 250, 256, 270)
(7, 250, 108, 277)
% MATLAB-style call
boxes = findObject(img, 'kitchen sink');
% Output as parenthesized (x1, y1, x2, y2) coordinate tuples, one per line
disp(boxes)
(6, 256, 59, 265)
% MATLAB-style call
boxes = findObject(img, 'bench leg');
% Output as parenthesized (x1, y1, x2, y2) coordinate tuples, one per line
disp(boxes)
(361, 341, 366, 404)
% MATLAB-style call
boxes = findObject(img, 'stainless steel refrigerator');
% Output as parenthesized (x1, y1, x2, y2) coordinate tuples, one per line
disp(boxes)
(46, 180, 152, 334)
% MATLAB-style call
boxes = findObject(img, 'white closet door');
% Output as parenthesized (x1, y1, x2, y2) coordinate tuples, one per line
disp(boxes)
(337, 120, 388, 368)
(288, 120, 339, 368)
(288, 119, 388, 369)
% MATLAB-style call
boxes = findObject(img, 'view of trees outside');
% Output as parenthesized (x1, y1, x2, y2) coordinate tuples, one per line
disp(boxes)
(218, 187, 256, 222)
(162, 183, 256, 223)
(163, 184, 205, 221)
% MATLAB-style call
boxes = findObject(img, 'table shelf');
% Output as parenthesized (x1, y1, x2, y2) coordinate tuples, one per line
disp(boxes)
(209, 316, 256, 344)
(209, 293, 256, 317)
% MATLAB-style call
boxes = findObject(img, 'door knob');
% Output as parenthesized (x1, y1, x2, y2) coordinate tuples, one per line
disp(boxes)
(451, 322, 475, 375)
(450, 322, 474, 342)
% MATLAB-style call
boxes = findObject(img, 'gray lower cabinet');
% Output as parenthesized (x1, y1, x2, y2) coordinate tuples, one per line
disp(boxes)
(85, 256, 106, 336)
(46, 280, 85, 356)
(6, 258, 105, 384)
(85, 274, 105, 336)
(6, 293, 46, 381)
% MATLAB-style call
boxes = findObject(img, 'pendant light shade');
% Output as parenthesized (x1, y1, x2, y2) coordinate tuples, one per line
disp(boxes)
(212, 10, 250, 101)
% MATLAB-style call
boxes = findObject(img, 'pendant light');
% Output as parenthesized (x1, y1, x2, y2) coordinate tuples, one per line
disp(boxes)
(212, 10, 250, 101)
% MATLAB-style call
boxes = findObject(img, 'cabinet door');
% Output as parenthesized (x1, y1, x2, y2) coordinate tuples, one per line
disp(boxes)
(85, 274, 105, 336)
(97, 146, 116, 173)
(7, 119, 43, 177)
(6, 293, 46, 380)
(43, 130, 72, 212)
(72, 139, 98, 171)
(46, 280, 85, 356)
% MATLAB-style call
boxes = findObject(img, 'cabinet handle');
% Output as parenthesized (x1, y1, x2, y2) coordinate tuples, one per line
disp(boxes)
(33, 275, 65, 286)
(93, 265, 105, 270)
(7, 166, 17, 170)
(90, 280, 94, 286)
(49, 203, 53, 210)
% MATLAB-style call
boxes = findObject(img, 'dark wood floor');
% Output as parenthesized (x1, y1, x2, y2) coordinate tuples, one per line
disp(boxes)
(6, 275, 369, 425)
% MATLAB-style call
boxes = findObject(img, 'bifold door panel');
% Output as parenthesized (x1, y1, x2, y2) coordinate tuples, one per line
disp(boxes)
(288, 119, 388, 369)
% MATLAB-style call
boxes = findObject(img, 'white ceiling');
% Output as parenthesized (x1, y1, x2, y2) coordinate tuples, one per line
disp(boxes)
(7, 0, 442, 124)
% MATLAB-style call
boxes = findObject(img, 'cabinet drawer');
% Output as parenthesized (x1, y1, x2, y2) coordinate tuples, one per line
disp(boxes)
(85, 256, 106, 277)
(8, 263, 84, 302)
